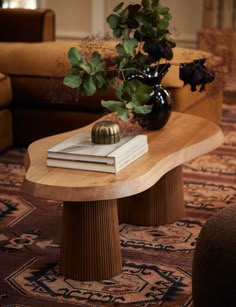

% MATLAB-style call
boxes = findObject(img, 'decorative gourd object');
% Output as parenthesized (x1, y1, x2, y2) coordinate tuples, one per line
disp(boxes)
(91, 120, 120, 144)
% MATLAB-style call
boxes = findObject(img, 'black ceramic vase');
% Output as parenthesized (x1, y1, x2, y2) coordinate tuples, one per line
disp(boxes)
(128, 63, 172, 131)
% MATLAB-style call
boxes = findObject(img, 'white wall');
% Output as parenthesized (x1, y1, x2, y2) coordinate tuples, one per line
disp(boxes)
(40, 0, 92, 39)
(39, 0, 203, 48)
(162, 0, 203, 48)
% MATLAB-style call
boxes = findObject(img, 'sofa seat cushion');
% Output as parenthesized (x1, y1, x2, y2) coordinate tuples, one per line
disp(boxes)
(0, 41, 225, 120)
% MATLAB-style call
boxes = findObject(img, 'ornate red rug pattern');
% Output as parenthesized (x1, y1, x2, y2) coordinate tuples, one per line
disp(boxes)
(0, 104, 235, 307)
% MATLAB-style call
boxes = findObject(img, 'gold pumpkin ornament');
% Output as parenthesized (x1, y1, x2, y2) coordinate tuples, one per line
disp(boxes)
(91, 120, 120, 144)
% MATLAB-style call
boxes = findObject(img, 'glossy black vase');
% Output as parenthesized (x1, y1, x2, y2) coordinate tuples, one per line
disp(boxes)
(134, 84, 172, 130)
(128, 63, 172, 131)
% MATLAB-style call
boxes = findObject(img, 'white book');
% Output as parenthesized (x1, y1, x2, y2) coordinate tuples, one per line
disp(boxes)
(47, 131, 148, 165)
(47, 143, 149, 173)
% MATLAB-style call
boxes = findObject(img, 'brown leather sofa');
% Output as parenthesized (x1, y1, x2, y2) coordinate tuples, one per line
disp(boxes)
(0, 9, 225, 151)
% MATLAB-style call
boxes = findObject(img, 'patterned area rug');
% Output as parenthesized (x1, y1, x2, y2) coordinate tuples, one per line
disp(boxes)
(0, 104, 235, 307)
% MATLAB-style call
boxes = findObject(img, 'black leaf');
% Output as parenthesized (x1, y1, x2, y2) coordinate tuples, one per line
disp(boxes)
(179, 58, 215, 92)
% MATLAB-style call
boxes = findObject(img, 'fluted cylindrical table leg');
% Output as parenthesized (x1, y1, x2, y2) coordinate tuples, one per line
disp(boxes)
(60, 199, 122, 281)
(118, 166, 185, 226)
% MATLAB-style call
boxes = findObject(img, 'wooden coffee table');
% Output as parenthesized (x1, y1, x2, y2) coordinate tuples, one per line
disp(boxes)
(21, 112, 224, 281)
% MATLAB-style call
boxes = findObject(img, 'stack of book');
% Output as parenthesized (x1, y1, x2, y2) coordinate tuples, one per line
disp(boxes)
(47, 130, 148, 173)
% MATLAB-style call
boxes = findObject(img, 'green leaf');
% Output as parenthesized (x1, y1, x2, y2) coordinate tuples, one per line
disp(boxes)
(68, 47, 82, 65)
(63, 74, 82, 89)
(90, 52, 105, 73)
(158, 18, 169, 30)
(133, 105, 152, 114)
(126, 101, 136, 109)
(116, 43, 127, 57)
(113, 2, 124, 12)
(107, 14, 120, 30)
(83, 75, 96, 96)
(159, 7, 169, 15)
(131, 84, 152, 105)
(117, 108, 130, 121)
(141, 0, 150, 9)
(118, 57, 129, 69)
(123, 27, 131, 40)
(101, 100, 125, 112)
(141, 22, 155, 38)
(122, 38, 138, 56)
(151, 0, 160, 9)
(165, 14, 172, 21)
(135, 12, 145, 23)
(79, 62, 92, 74)
(115, 84, 124, 101)
(113, 28, 122, 38)
(123, 81, 134, 96)
(90, 51, 102, 66)
(119, 6, 129, 19)
(95, 73, 106, 88)
(71, 66, 79, 74)
(101, 100, 130, 121)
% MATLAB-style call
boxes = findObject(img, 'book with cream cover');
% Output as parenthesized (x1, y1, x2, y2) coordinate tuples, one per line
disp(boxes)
(47, 131, 149, 173)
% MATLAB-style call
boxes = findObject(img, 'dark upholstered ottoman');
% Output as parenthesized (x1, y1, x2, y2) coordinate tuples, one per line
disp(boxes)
(0, 73, 12, 151)
(192, 205, 236, 307)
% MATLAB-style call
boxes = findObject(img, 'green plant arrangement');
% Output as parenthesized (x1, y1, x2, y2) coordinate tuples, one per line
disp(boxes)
(63, 0, 215, 124)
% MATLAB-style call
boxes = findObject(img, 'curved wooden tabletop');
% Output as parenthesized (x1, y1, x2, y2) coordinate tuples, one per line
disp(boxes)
(21, 112, 224, 201)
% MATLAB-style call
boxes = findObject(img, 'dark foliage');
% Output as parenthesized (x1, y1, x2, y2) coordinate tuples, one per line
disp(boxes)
(179, 58, 215, 92)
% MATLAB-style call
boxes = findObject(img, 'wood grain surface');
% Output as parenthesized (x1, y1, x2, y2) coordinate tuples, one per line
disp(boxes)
(21, 112, 224, 201)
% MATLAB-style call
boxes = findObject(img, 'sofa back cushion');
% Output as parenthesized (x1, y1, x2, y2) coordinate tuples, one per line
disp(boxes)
(0, 40, 118, 112)
(0, 8, 55, 42)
